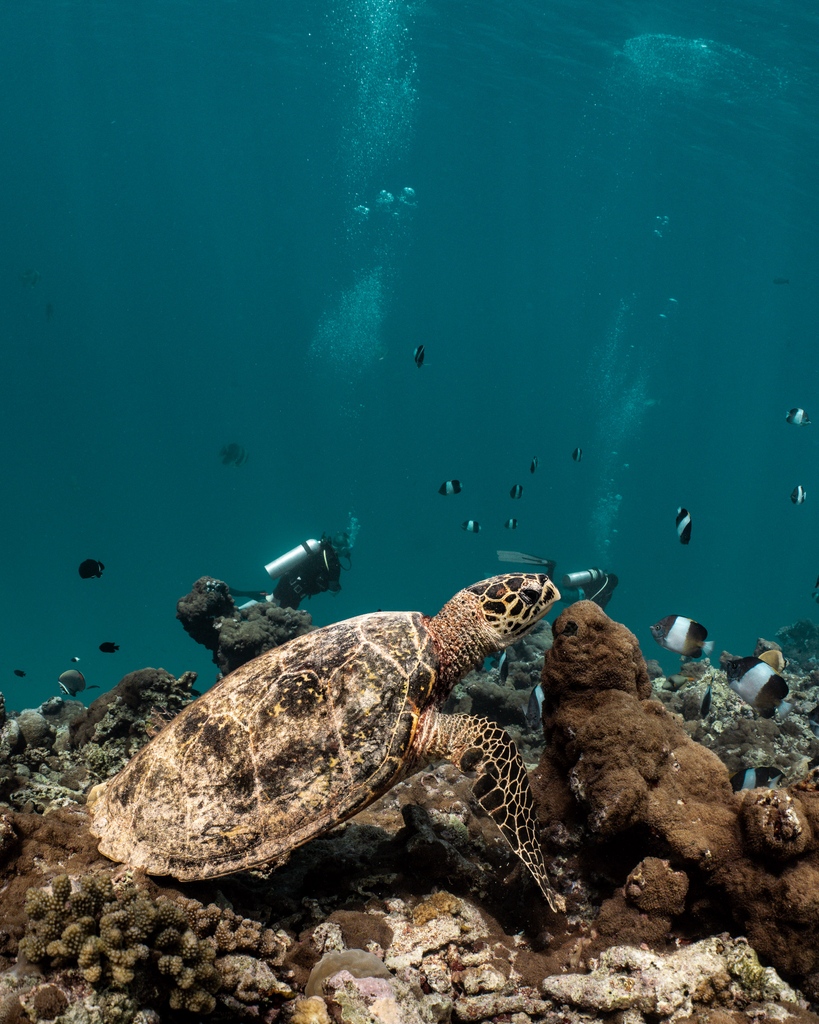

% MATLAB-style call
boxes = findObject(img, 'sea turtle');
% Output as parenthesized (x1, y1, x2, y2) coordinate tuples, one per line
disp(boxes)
(89, 573, 564, 910)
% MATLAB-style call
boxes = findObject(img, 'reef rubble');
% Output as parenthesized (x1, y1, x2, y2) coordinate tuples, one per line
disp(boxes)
(1, 602, 819, 1022)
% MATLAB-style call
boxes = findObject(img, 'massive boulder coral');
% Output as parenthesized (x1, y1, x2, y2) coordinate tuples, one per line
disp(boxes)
(532, 600, 819, 997)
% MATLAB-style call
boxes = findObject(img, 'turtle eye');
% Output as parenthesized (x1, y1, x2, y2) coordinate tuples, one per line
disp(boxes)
(519, 586, 540, 607)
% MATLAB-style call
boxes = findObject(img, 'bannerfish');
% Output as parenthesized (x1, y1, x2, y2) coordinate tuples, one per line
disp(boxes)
(791, 485, 807, 505)
(438, 479, 462, 495)
(572, 447, 582, 462)
(786, 407, 810, 425)
(504, 519, 518, 529)
(58, 669, 86, 696)
(758, 649, 786, 672)
(731, 766, 782, 791)
(526, 683, 544, 730)
(13, 669, 25, 678)
(650, 615, 713, 658)
(498, 650, 509, 684)
(70, 656, 81, 663)
(413, 345, 425, 368)
(725, 656, 790, 717)
(676, 507, 692, 545)
(807, 705, 819, 738)
(99, 642, 120, 653)
(510, 484, 523, 499)
(530, 457, 538, 473)
(78, 559, 105, 579)
(700, 683, 712, 717)
(461, 520, 480, 533)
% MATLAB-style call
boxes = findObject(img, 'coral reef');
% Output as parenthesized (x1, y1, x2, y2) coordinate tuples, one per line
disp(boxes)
(20, 874, 221, 1012)
(0, 670, 198, 817)
(541, 935, 802, 1020)
(533, 600, 819, 1000)
(176, 576, 313, 674)
(4, 599, 819, 1022)
(776, 619, 819, 672)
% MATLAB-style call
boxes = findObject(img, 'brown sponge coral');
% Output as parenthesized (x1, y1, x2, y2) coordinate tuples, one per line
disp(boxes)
(533, 600, 819, 993)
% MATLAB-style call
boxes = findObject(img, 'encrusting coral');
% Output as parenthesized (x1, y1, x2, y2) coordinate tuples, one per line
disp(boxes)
(532, 600, 819, 999)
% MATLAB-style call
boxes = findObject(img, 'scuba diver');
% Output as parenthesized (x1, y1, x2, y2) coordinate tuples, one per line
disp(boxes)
(229, 530, 353, 610)
(559, 567, 619, 610)
(267, 532, 351, 609)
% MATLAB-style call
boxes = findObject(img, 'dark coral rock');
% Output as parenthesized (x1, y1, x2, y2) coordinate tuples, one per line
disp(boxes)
(776, 619, 819, 671)
(176, 576, 236, 653)
(176, 576, 314, 674)
(740, 789, 812, 860)
(625, 857, 688, 915)
(532, 599, 819, 989)
(215, 601, 313, 675)
(29, 984, 68, 1021)
(69, 668, 196, 754)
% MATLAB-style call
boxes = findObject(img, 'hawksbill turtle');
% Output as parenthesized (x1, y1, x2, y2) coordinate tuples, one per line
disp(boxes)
(89, 573, 564, 910)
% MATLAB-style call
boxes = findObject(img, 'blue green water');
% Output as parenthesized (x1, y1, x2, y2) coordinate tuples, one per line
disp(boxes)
(3, 0, 818, 709)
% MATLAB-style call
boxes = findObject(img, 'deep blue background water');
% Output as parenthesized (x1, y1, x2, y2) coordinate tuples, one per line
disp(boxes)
(3, 0, 818, 709)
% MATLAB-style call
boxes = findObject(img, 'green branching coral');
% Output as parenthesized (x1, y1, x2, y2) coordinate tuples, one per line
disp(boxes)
(20, 874, 221, 1014)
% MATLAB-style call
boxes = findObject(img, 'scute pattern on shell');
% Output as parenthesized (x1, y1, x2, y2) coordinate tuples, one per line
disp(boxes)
(91, 612, 437, 880)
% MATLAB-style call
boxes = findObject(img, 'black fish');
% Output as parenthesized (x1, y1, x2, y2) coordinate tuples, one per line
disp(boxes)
(791, 485, 806, 505)
(676, 507, 692, 545)
(726, 656, 789, 717)
(70, 656, 80, 663)
(650, 615, 713, 658)
(413, 345, 425, 368)
(730, 766, 782, 791)
(461, 520, 480, 533)
(13, 669, 25, 677)
(504, 518, 518, 530)
(99, 642, 120, 653)
(438, 480, 462, 495)
(530, 457, 538, 473)
(808, 705, 819, 739)
(498, 651, 509, 684)
(700, 683, 712, 717)
(219, 443, 248, 467)
(572, 447, 582, 462)
(510, 484, 523, 499)
(78, 559, 105, 579)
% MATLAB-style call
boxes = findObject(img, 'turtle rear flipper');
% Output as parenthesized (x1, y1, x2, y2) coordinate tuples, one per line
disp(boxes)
(419, 711, 565, 913)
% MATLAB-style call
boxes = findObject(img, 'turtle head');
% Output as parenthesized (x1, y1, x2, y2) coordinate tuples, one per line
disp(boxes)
(465, 573, 560, 646)
(431, 573, 560, 686)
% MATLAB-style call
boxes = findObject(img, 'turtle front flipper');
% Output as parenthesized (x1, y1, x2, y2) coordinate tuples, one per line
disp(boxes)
(417, 711, 565, 913)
